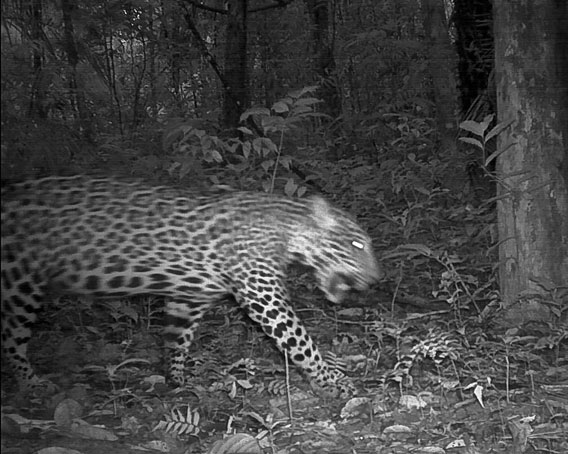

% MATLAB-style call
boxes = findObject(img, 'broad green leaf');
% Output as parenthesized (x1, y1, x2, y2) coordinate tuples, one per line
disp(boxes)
(237, 126, 253, 135)
(293, 97, 321, 107)
(458, 137, 483, 149)
(288, 86, 318, 98)
(284, 178, 298, 197)
(240, 107, 270, 122)
(485, 118, 514, 142)
(272, 101, 289, 113)
(459, 120, 487, 137)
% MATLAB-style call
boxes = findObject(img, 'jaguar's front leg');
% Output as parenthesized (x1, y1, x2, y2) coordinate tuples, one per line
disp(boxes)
(234, 275, 356, 399)
(163, 298, 213, 386)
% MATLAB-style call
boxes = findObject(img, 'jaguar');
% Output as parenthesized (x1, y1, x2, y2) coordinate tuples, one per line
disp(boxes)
(1, 175, 381, 397)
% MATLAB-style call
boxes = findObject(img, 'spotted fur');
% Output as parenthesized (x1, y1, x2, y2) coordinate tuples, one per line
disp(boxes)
(1, 175, 381, 397)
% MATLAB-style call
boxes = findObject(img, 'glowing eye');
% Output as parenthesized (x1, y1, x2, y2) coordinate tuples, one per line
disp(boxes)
(351, 240, 364, 250)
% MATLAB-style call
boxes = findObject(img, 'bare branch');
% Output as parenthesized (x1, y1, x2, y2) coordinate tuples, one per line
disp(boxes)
(181, 0, 227, 15)
(249, 0, 296, 14)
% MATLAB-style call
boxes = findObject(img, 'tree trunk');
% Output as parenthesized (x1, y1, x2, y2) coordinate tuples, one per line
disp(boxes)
(223, 0, 248, 129)
(494, 0, 568, 322)
(422, 0, 458, 154)
(61, 0, 93, 140)
(422, 0, 465, 193)
(305, 0, 341, 119)
(452, 0, 493, 115)
(28, 0, 46, 119)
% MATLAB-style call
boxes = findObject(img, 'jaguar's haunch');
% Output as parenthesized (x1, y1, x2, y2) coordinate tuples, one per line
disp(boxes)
(1, 176, 381, 397)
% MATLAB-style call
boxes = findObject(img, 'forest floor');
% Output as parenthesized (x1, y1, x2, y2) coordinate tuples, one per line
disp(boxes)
(2, 157, 567, 454)
(2, 291, 566, 454)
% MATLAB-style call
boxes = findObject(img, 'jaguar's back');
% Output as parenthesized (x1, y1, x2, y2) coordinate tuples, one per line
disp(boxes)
(1, 175, 381, 397)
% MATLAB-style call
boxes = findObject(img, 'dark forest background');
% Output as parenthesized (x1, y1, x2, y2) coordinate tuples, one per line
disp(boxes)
(1, 0, 494, 197)
(2, 1, 567, 453)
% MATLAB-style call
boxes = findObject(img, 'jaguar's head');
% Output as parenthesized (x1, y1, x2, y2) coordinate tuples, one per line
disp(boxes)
(294, 196, 383, 303)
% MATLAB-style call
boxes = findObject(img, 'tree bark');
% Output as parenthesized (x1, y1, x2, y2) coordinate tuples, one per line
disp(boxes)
(61, 0, 93, 140)
(422, 0, 459, 154)
(28, 0, 47, 119)
(305, 0, 341, 119)
(494, 0, 568, 321)
(223, 0, 248, 129)
(453, 0, 493, 115)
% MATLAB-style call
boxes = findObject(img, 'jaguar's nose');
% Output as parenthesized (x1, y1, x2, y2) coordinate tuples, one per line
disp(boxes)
(368, 255, 384, 283)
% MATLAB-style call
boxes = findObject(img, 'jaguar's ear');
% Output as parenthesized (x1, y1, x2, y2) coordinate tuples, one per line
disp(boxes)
(310, 196, 337, 230)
